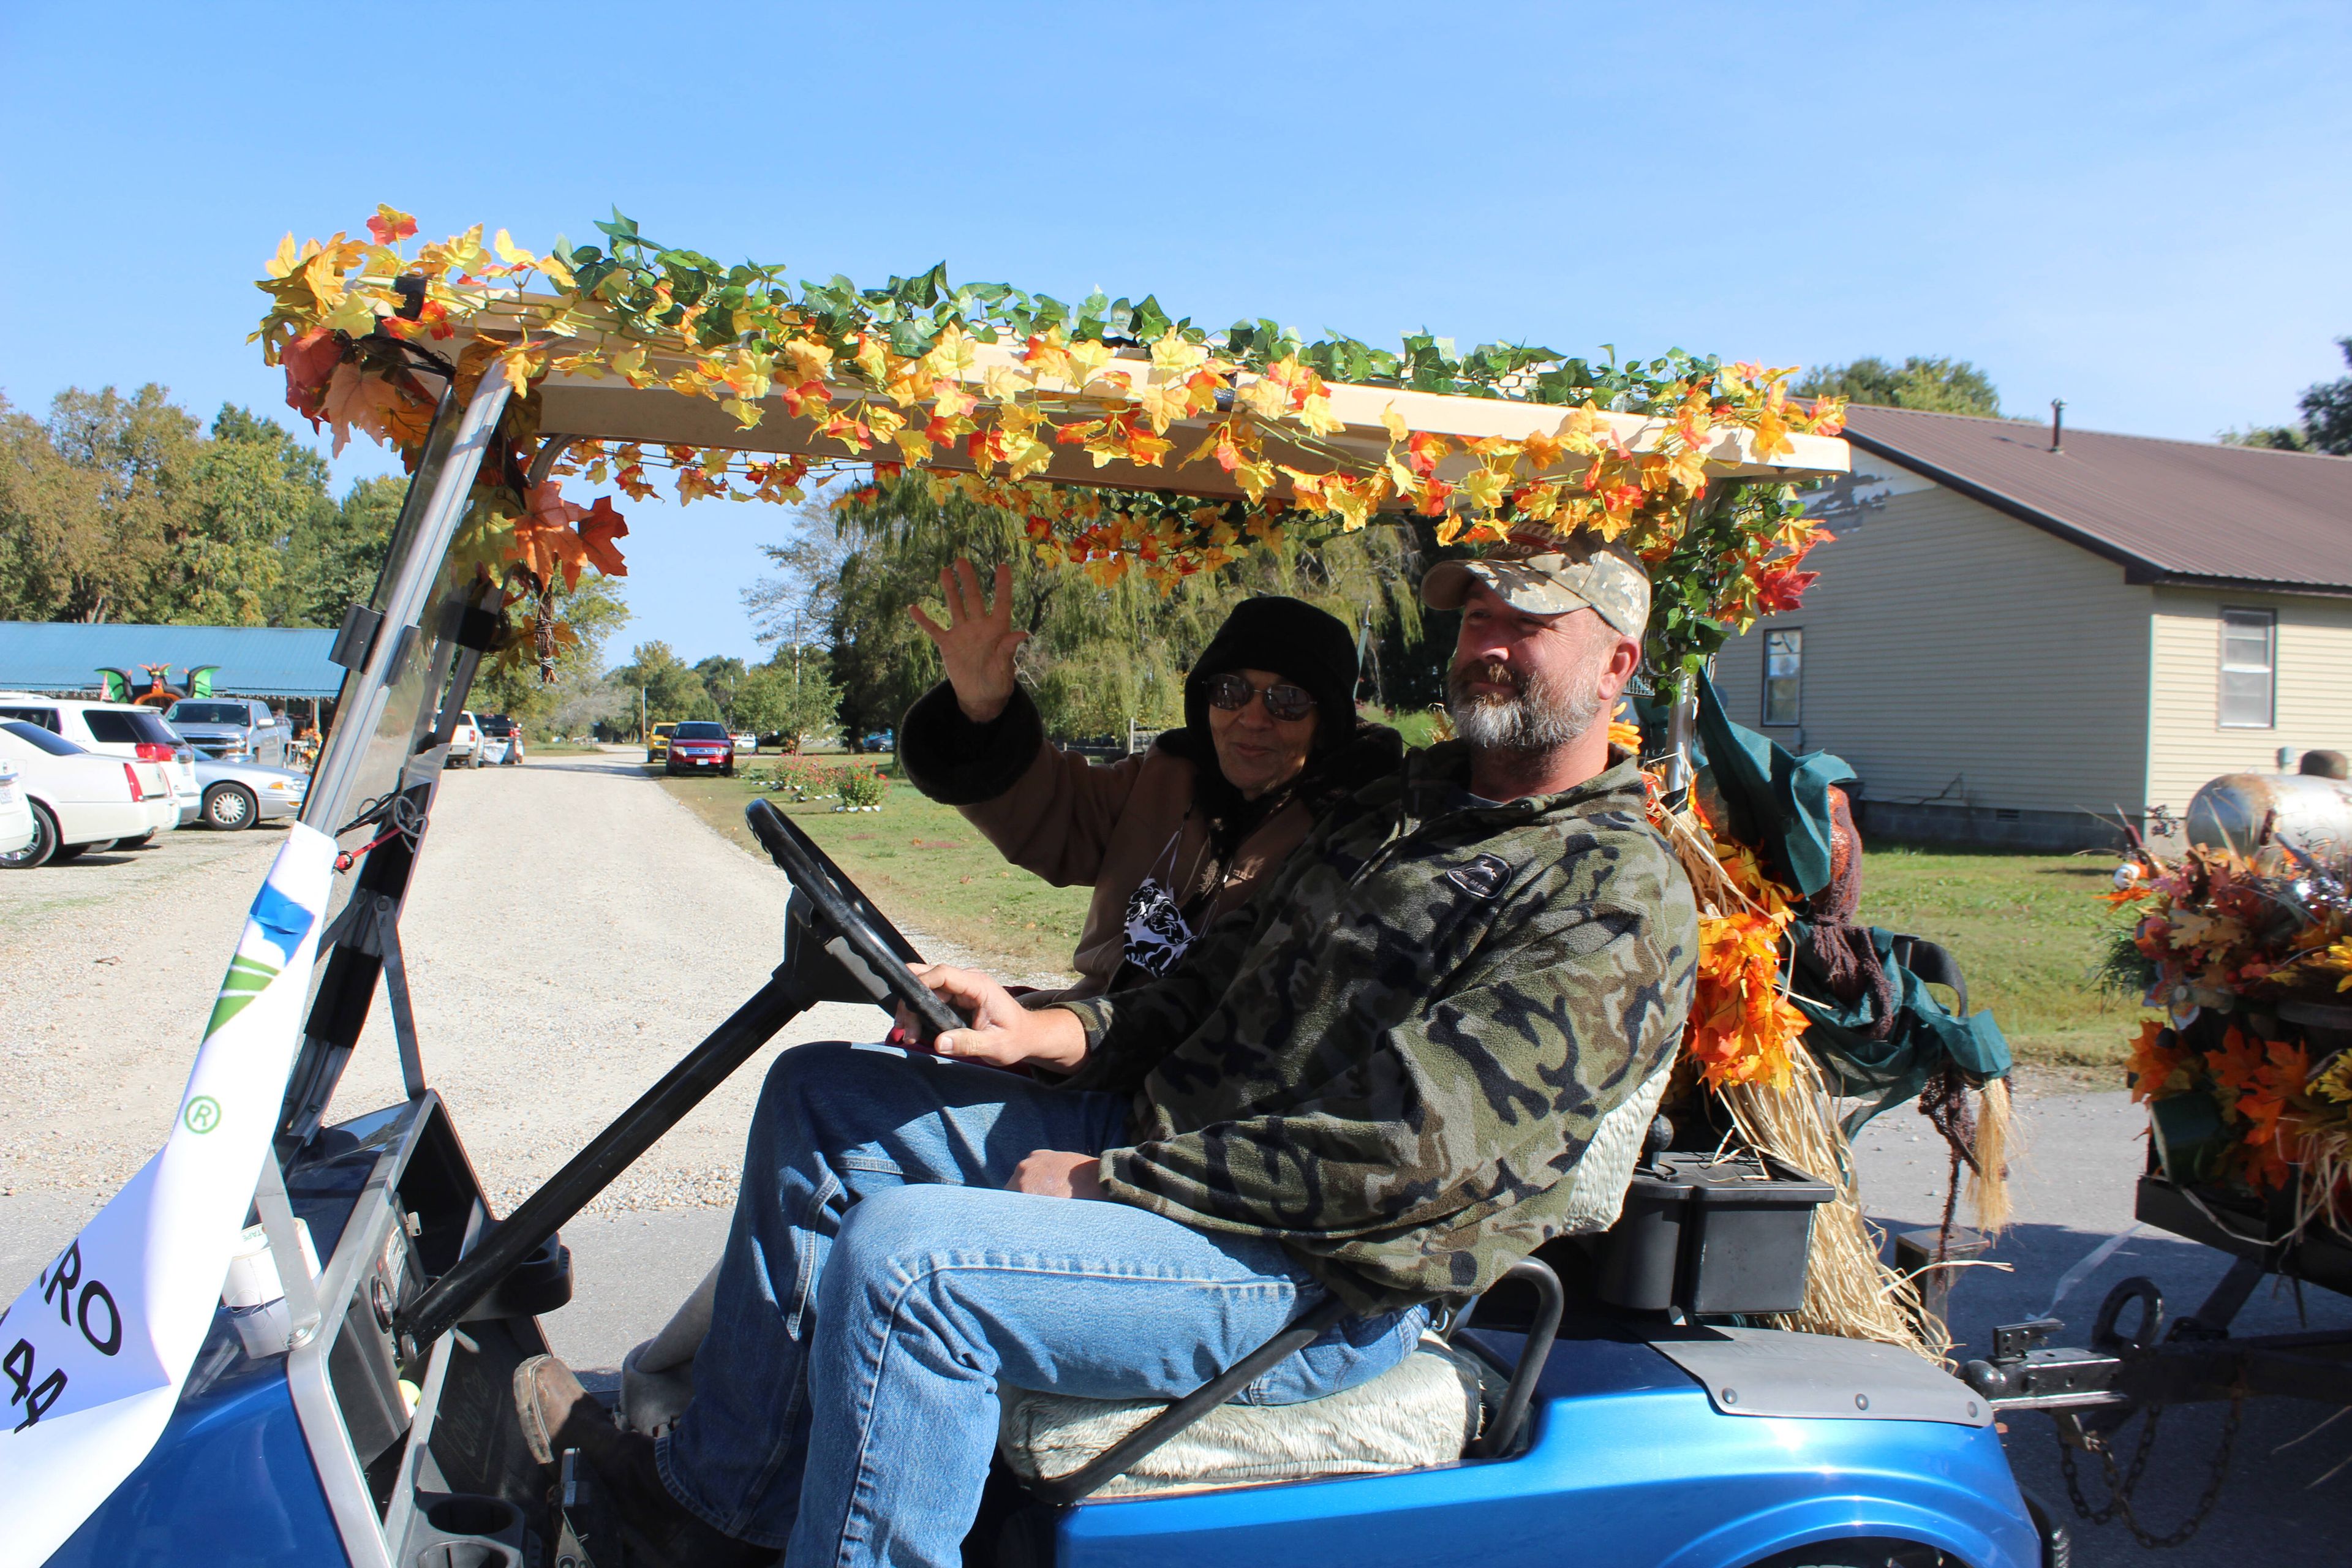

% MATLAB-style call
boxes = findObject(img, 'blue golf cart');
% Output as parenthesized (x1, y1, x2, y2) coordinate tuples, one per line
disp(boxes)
(37, 284, 2056, 1568)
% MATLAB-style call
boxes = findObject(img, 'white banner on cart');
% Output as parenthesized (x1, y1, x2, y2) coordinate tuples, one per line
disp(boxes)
(0, 823, 336, 1568)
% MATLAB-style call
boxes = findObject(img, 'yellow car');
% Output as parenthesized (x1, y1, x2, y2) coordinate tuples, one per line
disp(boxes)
(646, 721, 677, 763)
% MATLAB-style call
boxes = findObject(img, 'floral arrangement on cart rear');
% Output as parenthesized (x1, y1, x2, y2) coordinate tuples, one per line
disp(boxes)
(2107, 832, 2352, 1232)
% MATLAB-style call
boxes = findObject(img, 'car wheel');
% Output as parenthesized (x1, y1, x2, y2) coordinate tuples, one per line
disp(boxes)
(203, 783, 258, 830)
(1, 803, 59, 869)
(50, 841, 90, 862)
(723, 764, 735, 777)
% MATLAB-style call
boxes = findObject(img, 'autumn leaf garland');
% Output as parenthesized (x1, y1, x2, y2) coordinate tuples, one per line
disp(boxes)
(252, 206, 1845, 667)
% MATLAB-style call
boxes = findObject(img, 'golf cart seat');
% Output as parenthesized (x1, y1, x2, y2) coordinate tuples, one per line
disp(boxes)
(620, 1053, 1675, 1494)
(988, 1053, 1672, 1496)
(998, 1335, 1489, 1498)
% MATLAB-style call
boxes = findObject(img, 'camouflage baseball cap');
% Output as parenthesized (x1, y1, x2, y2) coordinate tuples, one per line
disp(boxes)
(1419, 531, 1651, 636)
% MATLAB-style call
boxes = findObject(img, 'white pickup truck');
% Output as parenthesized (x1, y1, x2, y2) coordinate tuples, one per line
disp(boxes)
(164, 698, 294, 766)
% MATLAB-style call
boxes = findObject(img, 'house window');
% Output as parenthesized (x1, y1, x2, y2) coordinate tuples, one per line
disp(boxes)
(1762, 628, 1803, 726)
(2218, 608, 2275, 729)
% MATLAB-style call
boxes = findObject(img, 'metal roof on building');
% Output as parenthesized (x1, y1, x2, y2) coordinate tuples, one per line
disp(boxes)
(0, 622, 343, 699)
(1840, 405, 2352, 595)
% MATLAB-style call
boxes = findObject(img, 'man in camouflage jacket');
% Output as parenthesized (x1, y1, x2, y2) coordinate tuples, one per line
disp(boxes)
(518, 533, 1698, 1568)
(1054, 736, 1693, 1311)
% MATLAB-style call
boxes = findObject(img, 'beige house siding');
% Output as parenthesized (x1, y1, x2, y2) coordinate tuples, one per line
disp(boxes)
(1713, 477, 2152, 816)
(2147, 589, 2352, 810)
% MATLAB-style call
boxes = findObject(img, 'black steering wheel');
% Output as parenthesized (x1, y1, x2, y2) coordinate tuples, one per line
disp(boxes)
(744, 799, 966, 1042)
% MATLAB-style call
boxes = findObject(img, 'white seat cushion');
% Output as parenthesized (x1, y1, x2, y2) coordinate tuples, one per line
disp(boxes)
(998, 1339, 1484, 1498)
(1553, 1052, 1676, 1234)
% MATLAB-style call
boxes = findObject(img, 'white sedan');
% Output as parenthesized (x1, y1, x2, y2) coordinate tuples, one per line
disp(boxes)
(194, 757, 309, 829)
(0, 761, 31, 856)
(0, 720, 162, 867)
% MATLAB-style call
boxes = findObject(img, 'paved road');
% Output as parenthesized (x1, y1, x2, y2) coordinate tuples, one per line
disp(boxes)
(1856, 1096, 2352, 1564)
(5, 753, 2347, 1562)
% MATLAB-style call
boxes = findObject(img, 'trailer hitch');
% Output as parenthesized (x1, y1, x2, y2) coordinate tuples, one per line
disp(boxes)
(1962, 1307, 2134, 1414)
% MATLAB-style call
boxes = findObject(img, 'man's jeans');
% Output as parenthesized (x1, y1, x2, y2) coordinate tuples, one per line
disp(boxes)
(658, 1042, 1430, 1566)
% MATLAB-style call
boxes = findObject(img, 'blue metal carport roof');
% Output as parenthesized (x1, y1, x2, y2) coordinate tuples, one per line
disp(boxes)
(0, 622, 343, 699)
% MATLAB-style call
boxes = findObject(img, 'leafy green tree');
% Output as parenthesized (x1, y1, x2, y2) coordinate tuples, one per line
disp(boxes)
(2220, 337, 2352, 455)
(2296, 337, 2352, 455)
(733, 646, 842, 751)
(0, 394, 107, 620)
(748, 480, 1425, 750)
(612, 638, 720, 729)
(281, 473, 405, 627)
(2222, 423, 2310, 451)
(468, 575, 631, 731)
(0, 388, 401, 628)
(17, 385, 198, 622)
(151, 407, 326, 625)
(695, 654, 748, 723)
(1794, 356, 2001, 417)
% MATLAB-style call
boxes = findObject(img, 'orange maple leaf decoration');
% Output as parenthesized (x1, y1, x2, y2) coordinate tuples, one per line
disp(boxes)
(2228, 1040, 2310, 1192)
(2206, 1026, 2267, 1101)
(2125, 1019, 2184, 1104)
(507, 481, 628, 592)
(1685, 911, 1808, 1091)
(366, 206, 420, 246)
(1752, 529, 1832, 615)
(1672, 823, 1809, 1093)
(282, 326, 345, 428)
(578, 497, 630, 578)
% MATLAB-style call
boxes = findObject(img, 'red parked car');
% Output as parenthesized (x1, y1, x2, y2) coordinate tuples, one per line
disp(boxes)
(664, 720, 736, 777)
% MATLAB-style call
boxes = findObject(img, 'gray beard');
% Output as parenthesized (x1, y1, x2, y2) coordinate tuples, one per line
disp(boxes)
(1446, 657, 1609, 756)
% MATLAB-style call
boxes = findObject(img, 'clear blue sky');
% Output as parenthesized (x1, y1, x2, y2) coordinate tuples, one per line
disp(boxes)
(5, 1, 2347, 663)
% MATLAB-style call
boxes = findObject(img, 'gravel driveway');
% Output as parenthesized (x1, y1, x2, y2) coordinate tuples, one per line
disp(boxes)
(1, 821, 296, 1208)
(0, 749, 977, 1231)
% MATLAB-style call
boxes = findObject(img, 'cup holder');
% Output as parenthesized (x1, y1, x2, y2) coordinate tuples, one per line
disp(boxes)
(418, 1545, 515, 1568)
(411, 1492, 524, 1568)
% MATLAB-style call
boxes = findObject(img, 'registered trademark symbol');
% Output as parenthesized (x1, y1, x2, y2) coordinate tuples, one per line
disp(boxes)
(182, 1096, 222, 1134)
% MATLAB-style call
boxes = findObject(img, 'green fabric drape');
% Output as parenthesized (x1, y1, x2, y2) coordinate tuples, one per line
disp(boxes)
(1692, 671, 1855, 901)
(1789, 922, 2015, 1135)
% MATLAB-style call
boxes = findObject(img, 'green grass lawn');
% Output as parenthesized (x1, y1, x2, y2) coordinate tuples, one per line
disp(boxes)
(657, 766, 1089, 977)
(1858, 843, 2138, 1074)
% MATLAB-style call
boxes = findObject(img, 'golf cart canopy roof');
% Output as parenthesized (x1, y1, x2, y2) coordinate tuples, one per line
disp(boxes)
(489, 306, 1853, 504)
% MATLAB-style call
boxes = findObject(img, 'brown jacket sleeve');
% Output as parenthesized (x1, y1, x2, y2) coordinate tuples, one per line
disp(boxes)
(898, 680, 1146, 889)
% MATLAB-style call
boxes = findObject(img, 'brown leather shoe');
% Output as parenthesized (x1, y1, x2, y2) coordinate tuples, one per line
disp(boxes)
(514, 1354, 622, 1468)
(513, 1354, 774, 1567)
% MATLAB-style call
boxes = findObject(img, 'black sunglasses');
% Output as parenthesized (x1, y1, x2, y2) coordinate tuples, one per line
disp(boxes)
(1205, 673, 1317, 723)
